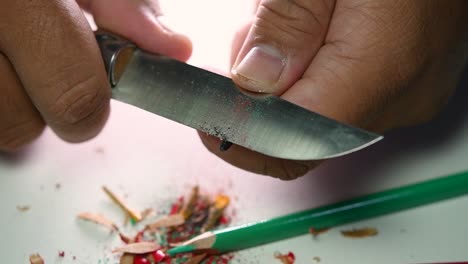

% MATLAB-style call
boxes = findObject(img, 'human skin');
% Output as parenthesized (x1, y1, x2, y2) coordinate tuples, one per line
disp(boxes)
(0, 0, 191, 151)
(2, 1, 468, 181)
(199, 0, 468, 180)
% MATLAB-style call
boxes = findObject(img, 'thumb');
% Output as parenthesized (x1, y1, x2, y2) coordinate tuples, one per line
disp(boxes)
(231, 0, 334, 95)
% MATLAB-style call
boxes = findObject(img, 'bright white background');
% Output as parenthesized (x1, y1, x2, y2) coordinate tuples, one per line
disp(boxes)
(2, 1, 468, 263)
(160, 0, 255, 70)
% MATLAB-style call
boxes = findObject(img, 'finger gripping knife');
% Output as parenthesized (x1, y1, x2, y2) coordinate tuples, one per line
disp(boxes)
(95, 31, 382, 160)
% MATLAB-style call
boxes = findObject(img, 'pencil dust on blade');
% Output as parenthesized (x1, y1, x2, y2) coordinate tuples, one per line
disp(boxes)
(96, 31, 383, 160)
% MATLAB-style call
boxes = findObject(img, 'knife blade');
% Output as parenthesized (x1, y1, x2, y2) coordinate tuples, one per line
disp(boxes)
(95, 31, 382, 160)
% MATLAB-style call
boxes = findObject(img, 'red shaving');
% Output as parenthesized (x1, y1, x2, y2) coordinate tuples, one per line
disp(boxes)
(275, 251, 295, 264)
(151, 250, 166, 262)
(219, 215, 230, 225)
(134, 231, 145, 242)
(169, 196, 184, 215)
(133, 255, 149, 264)
(58, 251, 65, 257)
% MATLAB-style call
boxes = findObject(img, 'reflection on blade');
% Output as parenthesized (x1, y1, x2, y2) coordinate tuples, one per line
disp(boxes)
(112, 50, 382, 160)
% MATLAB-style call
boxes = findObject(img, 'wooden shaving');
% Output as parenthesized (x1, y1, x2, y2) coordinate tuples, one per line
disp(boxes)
(201, 194, 229, 232)
(274, 251, 295, 264)
(341, 227, 378, 238)
(119, 232, 133, 244)
(275, 254, 294, 264)
(185, 253, 207, 264)
(309, 227, 330, 237)
(17, 205, 31, 212)
(77, 212, 118, 231)
(102, 186, 142, 222)
(214, 194, 230, 210)
(146, 213, 185, 230)
(29, 254, 44, 264)
(180, 186, 199, 219)
(119, 253, 134, 264)
(141, 208, 155, 220)
(112, 241, 160, 254)
(123, 214, 130, 226)
(313, 256, 321, 262)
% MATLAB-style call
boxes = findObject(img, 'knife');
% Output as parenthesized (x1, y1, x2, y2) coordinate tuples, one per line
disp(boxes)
(95, 31, 382, 160)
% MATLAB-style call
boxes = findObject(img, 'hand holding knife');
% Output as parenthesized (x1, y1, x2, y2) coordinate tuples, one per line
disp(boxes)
(95, 31, 382, 161)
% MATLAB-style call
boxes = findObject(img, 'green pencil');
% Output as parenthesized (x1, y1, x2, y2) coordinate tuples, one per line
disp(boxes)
(168, 170, 468, 256)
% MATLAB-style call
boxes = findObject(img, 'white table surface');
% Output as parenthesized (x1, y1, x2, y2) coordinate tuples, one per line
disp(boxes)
(2, 1, 468, 263)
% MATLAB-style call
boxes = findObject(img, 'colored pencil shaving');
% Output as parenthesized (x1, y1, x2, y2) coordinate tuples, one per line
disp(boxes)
(77, 212, 118, 231)
(112, 241, 160, 254)
(17, 205, 30, 212)
(274, 251, 295, 264)
(341, 227, 378, 238)
(102, 186, 142, 222)
(119, 253, 134, 264)
(180, 186, 200, 219)
(201, 195, 230, 232)
(146, 214, 185, 230)
(309, 227, 330, 237)
(78, 186, 234, 263)
(141, 208, 156, 219)
(184, 253, 207, 264)
(29, 254, 44, 264)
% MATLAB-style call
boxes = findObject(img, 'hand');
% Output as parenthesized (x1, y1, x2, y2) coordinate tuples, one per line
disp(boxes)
(199, 0, 468, 180)
(0, 0, 191, 151)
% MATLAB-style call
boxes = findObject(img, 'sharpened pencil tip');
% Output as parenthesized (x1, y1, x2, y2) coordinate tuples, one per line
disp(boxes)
(167, 244, 195, 256)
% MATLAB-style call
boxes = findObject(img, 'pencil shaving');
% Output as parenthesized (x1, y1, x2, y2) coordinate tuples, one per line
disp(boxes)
(214, 194, 230, 209)
(119, 253, 134, 264)
(102, 186, 142, 222)
(341, 227, 378, 238)
(141, 208, 155, 220)
(185, 253, 207, 264)
(309, 227, 330, 237)
(274, 251, 295, 264)
(29, 254, 44, 264)
(201, 194, 229, 232)
(17, 205, 31, 212)
(180, 186, 199, 219)
(77, 212, 118, 231)
(119, 232, 133, 244)
(112, 241, 160, 254)
(146, 213, 185, 230)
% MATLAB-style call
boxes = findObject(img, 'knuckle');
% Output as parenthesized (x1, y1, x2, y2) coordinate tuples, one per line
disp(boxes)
(46, 65, 109, 128)
(0, 118, 44, 152)
(255, 0, 329, 42)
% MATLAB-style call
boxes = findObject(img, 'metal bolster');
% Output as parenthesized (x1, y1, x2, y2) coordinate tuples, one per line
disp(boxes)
(94, 30, 136, 87)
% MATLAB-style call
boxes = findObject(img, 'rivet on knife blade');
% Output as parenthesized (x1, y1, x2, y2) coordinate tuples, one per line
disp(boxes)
(219, 140, 233, 152)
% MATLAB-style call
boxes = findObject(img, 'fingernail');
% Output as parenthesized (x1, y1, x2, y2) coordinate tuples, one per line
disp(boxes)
(232, 45, 285, 93)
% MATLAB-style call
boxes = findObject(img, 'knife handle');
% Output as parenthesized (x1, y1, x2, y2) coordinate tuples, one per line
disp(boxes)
(95, 31, 136, 87)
